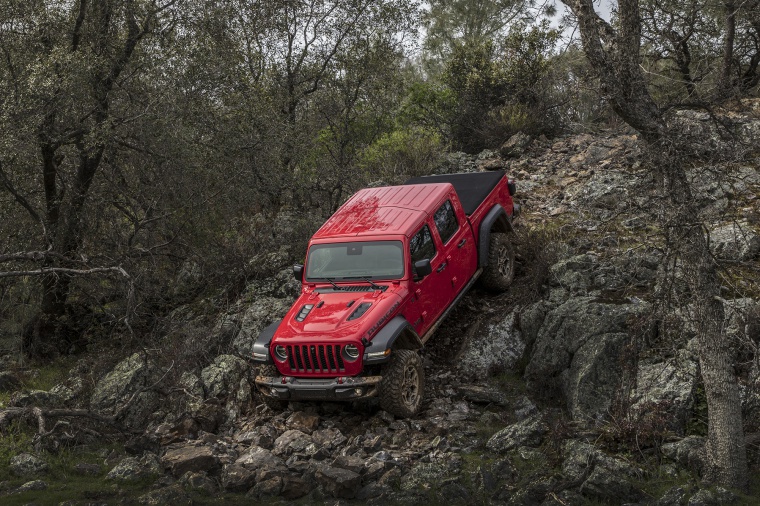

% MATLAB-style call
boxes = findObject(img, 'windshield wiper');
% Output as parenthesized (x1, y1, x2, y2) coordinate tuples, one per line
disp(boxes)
(324, 278, 342, 290)
(361, 277, 382, 290)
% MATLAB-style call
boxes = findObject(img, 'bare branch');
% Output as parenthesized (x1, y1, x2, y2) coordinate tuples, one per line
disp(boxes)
(0, 266, 130, 279)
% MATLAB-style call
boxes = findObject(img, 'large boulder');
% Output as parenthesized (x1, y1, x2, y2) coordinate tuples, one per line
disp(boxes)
(709, 221, 760, 261)
(562, 440, 645, 502)
(631, 349, 699, 434)
(162, 444, 220, 477)
(457, 311, 525, 378)
(201, 355, 249, 398)
(10, 453, 49, 477)
(524, 296, 648, 421)
(232, 297, 291, 356)
(90, 353, 161, 429)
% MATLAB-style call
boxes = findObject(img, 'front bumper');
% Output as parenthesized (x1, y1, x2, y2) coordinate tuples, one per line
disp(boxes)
(255, 374, 382, 401)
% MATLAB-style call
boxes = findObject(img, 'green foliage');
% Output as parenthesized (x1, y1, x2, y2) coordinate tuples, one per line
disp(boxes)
(359, 127, 445, 184)
(441, 22, 561, 152)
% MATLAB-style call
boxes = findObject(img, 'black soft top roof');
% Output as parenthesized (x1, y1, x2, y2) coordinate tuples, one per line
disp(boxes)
(404, 171, 505, 215)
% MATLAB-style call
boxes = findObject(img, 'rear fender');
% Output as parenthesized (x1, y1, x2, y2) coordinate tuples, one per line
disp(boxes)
(479, 204, 514, 268)
(251, 320, 281, 364)
(364, 316, 422, 364)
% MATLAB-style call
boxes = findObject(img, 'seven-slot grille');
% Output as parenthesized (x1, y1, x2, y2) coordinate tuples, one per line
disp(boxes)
(286, 344, 346, 373)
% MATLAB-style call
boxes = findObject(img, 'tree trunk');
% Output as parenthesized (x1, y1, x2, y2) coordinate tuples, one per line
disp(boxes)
(720, 0, 736, 97)
(561, 0, 749, 491)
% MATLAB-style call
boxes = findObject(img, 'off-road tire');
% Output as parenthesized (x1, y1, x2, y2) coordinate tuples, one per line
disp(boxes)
(257, 365, 288, 412)
(379, 349, 424, 418)
(479, 232, 515, 292)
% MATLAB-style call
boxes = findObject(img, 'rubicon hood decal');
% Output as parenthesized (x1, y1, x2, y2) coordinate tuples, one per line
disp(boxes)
(365, 301, 400, 340)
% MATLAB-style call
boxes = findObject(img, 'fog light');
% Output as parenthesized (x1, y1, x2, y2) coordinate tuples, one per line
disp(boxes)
(354, 388, 363, 396)
(270, 387, 277, 396)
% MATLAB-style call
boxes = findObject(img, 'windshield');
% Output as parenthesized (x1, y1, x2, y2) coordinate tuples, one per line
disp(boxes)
(306, 241, 404, 281)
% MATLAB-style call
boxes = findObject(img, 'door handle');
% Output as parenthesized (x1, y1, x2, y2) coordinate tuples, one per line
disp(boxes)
(436, 262, 447, 273)
(457, 239, 467, 248)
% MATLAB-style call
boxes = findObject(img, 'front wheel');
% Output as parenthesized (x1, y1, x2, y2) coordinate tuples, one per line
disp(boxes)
(379, 349, 424, 418)
(479, 232, 515, 292)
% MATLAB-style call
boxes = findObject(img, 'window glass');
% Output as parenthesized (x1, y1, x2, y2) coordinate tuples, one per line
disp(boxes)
(306, 241, 404, 280)
(410, 225, 436, 269)
(433, 200, 459, 244)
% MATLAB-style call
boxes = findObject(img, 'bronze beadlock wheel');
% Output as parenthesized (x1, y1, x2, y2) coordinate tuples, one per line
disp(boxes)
(379, 349, 424, 418)
(479, 232, 515, 292)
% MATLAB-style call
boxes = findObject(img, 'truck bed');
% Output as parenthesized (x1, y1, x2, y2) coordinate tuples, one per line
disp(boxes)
(404, 171, 506, 215)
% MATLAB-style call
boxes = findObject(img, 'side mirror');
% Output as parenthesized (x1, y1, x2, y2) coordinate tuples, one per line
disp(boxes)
(413, 259, 432, 279)
(293, 264, 304, 281)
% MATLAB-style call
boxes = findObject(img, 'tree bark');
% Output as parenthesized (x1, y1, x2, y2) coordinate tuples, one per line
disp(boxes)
(561, 0, 749, 490)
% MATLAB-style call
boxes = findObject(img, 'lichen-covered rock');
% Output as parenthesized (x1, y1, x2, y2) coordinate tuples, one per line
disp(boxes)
(457, 312, 525, 379)
(162, 445, 219, 477)
(562, 440, 645, 502)
(106, 454, 160, 482)
(10, 453, 49, 477)
(524, 296, 648, 421)
(137, 484, 192, 505)
(486, 414, 547, 453)
(661, 436, 705, 474)
(232, 297, 291, 356)
(90, 353, 161, 429)
(10, 389, 65, 408)
(709, 221, 760, 261)
(13, 479, 48, 493)
(201, 354, 249, 399)
(632, 349, 699, 434)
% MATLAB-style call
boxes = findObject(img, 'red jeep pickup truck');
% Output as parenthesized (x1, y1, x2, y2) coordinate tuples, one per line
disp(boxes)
(252, 170, 517, 417)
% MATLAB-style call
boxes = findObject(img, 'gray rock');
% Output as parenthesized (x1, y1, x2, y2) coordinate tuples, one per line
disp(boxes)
(457, 385, 510, 406)
(710, 221, 760, 261)
(249, 476, 283, 497)
(106, 454, 160, 482)
(10, 453, 49, 477)
(400, 461, 456, 491)
(661, 436, 705, 473)
(286, 411, 320, 434)
(632, 351, 699, 434)
(281, 474, 313, 500)
(90, 353, 161, 429)
(657, 486, 688, 506)
(457, 311, 525, 378)
(524, 296, 647, 421)
(486, 414, 547, 452)
(232, 297, 291, 356)
(500, 132, 532, 158)
(137, 484, 192, 505)
(13, 479, 48, 493)
(201, 354, 249, 399)
(316, 465, 362, 499)
(162, 445, 219, 477)
(272, 429, 314, 457)
(179, 470, 218, 495)
(687, 486, 739, 506)
(562, 440, 644, 502)
(10, 389, 65, 408)
(235, 446, 285, 472)
(358, 482, 392, 500)
(221, 464, 257, 492)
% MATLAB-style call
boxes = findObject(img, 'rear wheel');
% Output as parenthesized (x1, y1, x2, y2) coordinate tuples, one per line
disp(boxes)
(379, 349, 424, 418)
(257, 365, 288, 412)
(479, 232, 514, 292)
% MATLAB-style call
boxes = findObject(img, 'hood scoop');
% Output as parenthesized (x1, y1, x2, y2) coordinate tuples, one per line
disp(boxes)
(347, 302, 372, 321)
(295, 304, 315, 322)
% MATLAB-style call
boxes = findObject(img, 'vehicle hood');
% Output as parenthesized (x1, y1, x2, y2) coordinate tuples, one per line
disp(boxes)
(274, 287, 404, 341)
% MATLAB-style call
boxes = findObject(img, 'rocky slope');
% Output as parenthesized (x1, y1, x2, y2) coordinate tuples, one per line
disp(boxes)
(2, 105, 760, 504)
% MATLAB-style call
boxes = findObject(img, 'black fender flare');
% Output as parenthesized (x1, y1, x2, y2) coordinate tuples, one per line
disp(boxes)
(479, 204, 514, 269)
(251, 320, 281, 364)
(364, 316, 422, 364)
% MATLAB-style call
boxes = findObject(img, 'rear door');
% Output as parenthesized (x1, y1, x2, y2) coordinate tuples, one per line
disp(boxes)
(431, 194, 477, 297)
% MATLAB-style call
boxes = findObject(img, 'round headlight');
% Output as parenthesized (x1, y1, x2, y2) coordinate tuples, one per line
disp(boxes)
(343, 344, 360, 361)
(274, 345, 288, 361)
